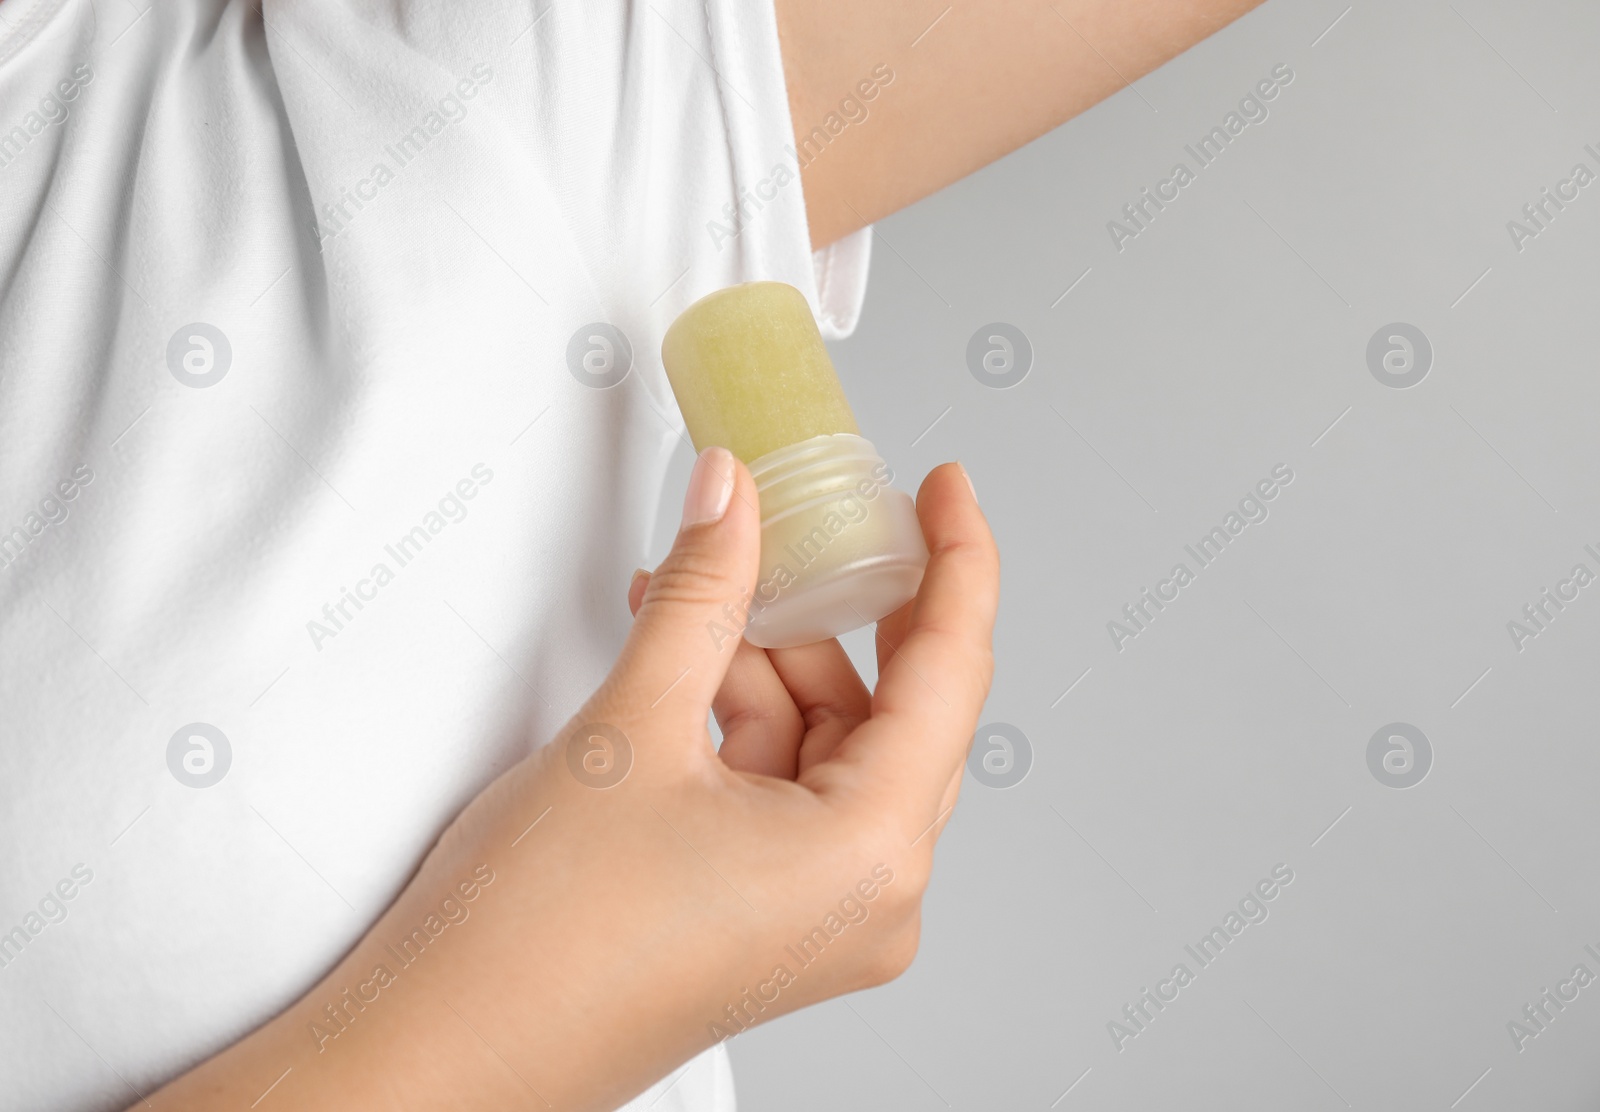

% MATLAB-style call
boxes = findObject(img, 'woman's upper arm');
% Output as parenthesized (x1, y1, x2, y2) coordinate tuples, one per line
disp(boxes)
(775, 0, 1266, 249)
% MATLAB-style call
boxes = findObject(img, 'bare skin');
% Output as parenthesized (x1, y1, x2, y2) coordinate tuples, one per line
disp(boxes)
(777, 0, 1267, 248)
(139, 3, 1264, 1107)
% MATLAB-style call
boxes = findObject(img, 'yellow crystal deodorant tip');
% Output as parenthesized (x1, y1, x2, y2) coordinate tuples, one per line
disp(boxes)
(661, 281, 859, 464)
(660, 281, 927, 648)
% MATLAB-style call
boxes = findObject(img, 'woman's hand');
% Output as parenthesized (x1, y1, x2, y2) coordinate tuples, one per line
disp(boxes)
(146, 447, 998, 1112)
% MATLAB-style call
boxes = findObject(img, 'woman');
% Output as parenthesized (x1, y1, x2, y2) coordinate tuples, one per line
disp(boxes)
(0, 0, 1257, 1107)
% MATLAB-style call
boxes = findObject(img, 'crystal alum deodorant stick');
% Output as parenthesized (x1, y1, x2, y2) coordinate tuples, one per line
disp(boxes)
(661, 281, 928, 649)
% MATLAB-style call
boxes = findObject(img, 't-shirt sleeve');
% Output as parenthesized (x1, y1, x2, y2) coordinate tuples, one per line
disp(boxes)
(811, 227, 873, 340)
(700, 0, 874, 340)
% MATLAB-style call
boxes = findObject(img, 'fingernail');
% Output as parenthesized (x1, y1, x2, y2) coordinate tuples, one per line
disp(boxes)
(629, 567, 650, 592)
(682, 446, 735, 528)
(959, 463, 977, 502)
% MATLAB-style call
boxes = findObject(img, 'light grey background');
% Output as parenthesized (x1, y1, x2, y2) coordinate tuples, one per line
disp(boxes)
(650, 0, 1600, 1107)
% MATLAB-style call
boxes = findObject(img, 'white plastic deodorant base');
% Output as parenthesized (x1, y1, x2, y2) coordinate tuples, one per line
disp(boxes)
(740, 433, 929, 649)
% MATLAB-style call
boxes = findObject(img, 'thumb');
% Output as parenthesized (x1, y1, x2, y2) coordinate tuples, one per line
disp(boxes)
(606, 446, 760, 725)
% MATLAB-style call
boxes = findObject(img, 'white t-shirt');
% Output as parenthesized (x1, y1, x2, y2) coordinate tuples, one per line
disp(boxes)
(0, 1, 870, 1107)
